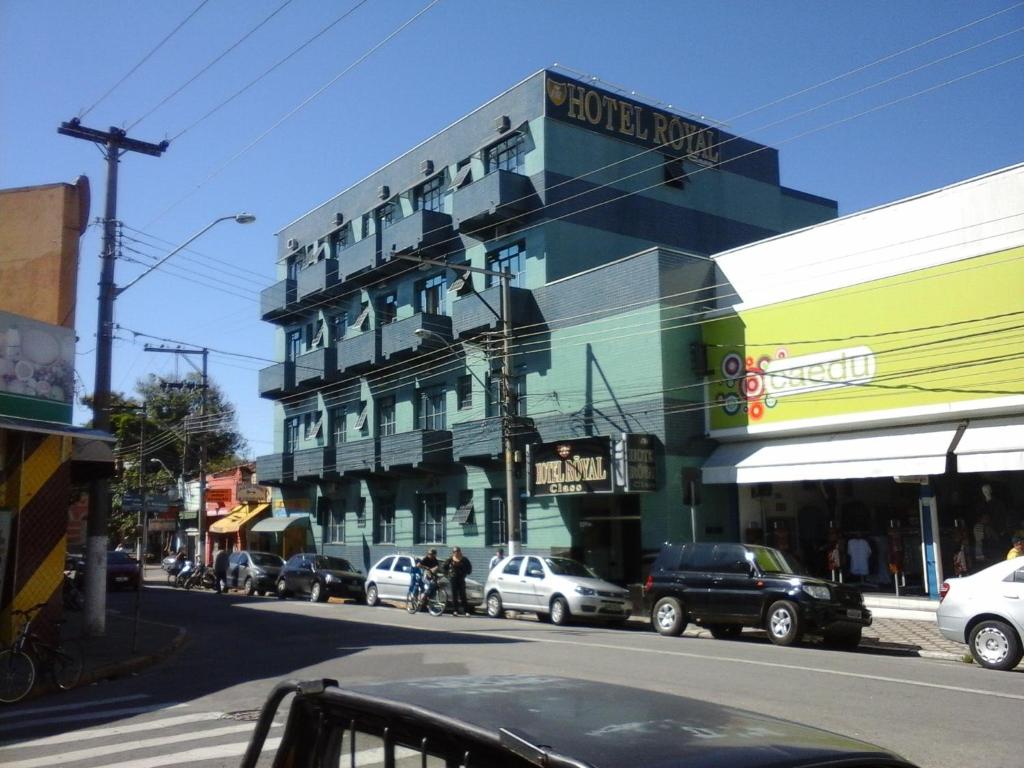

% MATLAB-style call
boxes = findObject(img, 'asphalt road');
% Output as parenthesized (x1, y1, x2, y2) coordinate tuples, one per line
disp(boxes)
(2, 582, 1021, 768)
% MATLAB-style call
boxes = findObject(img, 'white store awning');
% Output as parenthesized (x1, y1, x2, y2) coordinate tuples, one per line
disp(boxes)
(954, 416, 1024, 473)
(702, 422, 963, 485)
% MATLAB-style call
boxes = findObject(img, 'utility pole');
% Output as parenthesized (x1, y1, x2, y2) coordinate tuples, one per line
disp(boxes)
(393, 253, 522, 555)
(146, 346, 209, 564)
(58, 118, 167, 637)
(133, 405, 146, 652)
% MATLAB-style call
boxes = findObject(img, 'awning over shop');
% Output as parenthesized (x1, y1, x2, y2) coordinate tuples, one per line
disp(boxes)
(955, 416, 1024, 473)
(250, 514, 311, 533)
(0, 415, 115, 443)
(702, 422, 962, 484)
(208, 503, 269, 534)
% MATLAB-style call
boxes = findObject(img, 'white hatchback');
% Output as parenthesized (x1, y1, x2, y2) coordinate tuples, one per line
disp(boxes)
(483, 555, 630, 625)
(936, 557, 1024, 670)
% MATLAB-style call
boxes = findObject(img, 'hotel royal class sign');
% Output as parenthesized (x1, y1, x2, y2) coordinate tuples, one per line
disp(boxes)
(528, 435, 658, 497)
(544, 71, 721, 167)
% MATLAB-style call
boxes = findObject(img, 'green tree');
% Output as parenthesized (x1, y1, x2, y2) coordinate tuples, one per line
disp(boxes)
(84, 374, 247, 544)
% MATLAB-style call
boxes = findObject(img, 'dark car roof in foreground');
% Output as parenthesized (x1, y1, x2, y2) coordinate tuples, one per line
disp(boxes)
(319, 676, 916, 768)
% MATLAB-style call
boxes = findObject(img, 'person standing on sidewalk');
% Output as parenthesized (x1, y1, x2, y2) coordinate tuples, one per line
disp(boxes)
(213, 546, 230, 594)
(489, 548, 505, 571)
(444, 547, 472, 616)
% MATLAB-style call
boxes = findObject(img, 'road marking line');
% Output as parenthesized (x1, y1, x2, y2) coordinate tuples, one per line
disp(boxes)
(0, 712, 223, 750)
(0, 694, 149, 721)
(0, 703, 186, 733)
(94, 735, 282, 768)
(1, 723, 281, 768)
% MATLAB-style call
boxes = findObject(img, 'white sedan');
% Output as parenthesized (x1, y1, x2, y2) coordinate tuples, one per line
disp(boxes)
(484, 555, 630, 625)
(364, 554, 483, 609)
(936, 557, 1024, 670)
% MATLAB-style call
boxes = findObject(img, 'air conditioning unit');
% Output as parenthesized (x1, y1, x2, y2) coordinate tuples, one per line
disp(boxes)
(420, 159, 434, 175)
(377, 185, 390, 200)
(334, 212, 344, 226)
(286, 238, 299, 251)
(495, 115, 511, 133)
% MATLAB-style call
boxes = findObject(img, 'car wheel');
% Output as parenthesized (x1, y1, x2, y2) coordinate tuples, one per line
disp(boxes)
(244, 577, 255, 597)
(707, 624, 742, 640)
(652, 597, 686, 636)
(823, 626, 862, 650)
(550, 597, 571, 626)
(766, 600, 803, 646)
(365, 583, 379, 607)
(310, 581, 328, 603)
(275, 579, 288, 599)
(969, 619, 1023, 671)
(486, 591, 504, 619)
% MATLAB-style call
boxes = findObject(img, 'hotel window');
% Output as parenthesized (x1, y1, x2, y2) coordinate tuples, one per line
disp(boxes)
(327, 498, 346, 544)
(416, 175, 445, 212)
(377, 396, 396, 437)
(331, 406, 347, 445)
(305, 319, 325, 350)
(286, 255, 299, 281)
(285, 329, 303, 362)
(303, 410, 324, 442)
(353, 301, 371, 332)
(331, 226, 348, 256)
(457, 375, 472, 410)
(354, 401, 369, 436)
(417, 274, 447, 316)
(378, 202, 396, 230)
(486, 133, 525, 174)
(418, 387, 446, 431)
(284, 416, 300, 453)
(486, 242, 524, 288)
(361, 213, 372, 239)
(374, 498, 395, 545)
(377, 291, 397, 325)
(486, 373, 525, 417)
(329, 312, 348, 343)
(486, 490, 527, 546)
(416, 493, 447, 544)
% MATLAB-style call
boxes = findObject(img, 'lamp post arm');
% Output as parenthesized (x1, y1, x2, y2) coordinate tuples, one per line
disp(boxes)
(116, 215, 238, 296)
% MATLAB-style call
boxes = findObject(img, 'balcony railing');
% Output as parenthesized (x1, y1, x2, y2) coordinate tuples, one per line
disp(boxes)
(334, 439, 379, 474)
(451, 285, 539, 338)
(453, 170, 537, 233)
(336, 331, 378, 374)
(296, 259, 338, 302)
(295, 347, 336, 387)
(258, 362, 295, 399)
(338, 236, 379, 282)
(381, 313, 453, 361)
(451, 418, 503, 464)
(260, 278, 296, 321)
(381, 209, 453, 257)
(293, 447, 331, 479)
(379, 430, 452, 470)
(255, 453, 294, 485)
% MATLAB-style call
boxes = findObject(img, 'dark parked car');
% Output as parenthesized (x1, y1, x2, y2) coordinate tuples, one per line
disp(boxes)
(644, 542, 871, 647)
(104, 550, 140, 590)
(224, 550, 284, 596)
(240, 676, 918, 768)
(275, 553, 365, 603)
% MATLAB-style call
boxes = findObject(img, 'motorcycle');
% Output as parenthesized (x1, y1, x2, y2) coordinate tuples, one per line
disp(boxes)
(184, 564, 216, 591)
(173, 560, 195, 588)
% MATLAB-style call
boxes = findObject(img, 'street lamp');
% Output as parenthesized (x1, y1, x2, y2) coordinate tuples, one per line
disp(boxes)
(396, 253, 522, 556)
(84, 212, 255, 637)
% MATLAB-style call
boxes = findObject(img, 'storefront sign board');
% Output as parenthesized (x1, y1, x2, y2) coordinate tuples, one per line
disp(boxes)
(528, 437, 614, 496)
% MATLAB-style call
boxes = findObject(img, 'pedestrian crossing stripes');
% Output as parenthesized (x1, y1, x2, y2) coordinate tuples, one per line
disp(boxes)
(0, 695, 282, 768)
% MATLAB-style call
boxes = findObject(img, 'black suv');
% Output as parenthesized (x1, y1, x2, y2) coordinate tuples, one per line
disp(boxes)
(643, 542, 871, 648)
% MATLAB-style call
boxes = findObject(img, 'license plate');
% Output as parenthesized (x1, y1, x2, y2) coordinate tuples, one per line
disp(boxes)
(846, 609, 862, 619)
(115, 576, 128, 582)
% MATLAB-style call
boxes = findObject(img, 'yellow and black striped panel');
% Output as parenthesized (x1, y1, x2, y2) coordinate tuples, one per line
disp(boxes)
(0, 430, 71, 643)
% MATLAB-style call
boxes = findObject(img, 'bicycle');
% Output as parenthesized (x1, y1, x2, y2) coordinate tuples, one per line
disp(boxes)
(0, 603, 84, 704)
(405, 570, 448, 616)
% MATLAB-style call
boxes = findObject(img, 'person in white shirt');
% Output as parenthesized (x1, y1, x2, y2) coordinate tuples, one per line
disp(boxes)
(489, 548, 505, 571)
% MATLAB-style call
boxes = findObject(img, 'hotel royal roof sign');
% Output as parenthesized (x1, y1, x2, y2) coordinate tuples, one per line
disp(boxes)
(544, 71, 721, 168)
(528, 435, 658, 497)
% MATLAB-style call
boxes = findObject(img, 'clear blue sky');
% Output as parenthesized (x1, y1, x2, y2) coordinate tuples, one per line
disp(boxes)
(2, 0, 1021, 457)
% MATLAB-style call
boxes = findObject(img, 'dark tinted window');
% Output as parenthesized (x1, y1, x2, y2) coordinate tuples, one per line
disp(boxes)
(713, 545, 751, 575)
(751, 546, 805, 575)
(286, 554, 305, 567)
(314, 556, 353, 571)
(525, 557, 544, 579)
(250, 552, 283, 567)
(108, 551, 136, 564)
(395, 557, 414, 573)
(503, 556, 524, 576)
(545, 558, 594, 577)
(1008, 567, 1024, 583)
(687, 544, 716, 571)
(651, 544, 684, 572)
(229, 553, 243, 566)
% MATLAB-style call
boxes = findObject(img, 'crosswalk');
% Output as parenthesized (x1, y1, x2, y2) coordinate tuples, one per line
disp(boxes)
(0, 694, 280, 768)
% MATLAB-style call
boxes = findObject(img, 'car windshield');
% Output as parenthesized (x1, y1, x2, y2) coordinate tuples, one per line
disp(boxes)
(751, 547, 805, 575)
(108, 551, 135, 563)
(316, 556, 353, 572)
(544, 558, 594, 578)
(250, 552, 283, 566)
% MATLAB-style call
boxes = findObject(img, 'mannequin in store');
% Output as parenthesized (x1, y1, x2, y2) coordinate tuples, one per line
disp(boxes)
(846, 533, 872, 583)
(977, 483, 1008, 544)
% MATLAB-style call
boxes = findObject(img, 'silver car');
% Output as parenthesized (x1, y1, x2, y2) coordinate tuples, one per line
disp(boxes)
(365, 554, 483, 609)
(936, 557, 1024, 670)
(484, 555, 630, 625)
